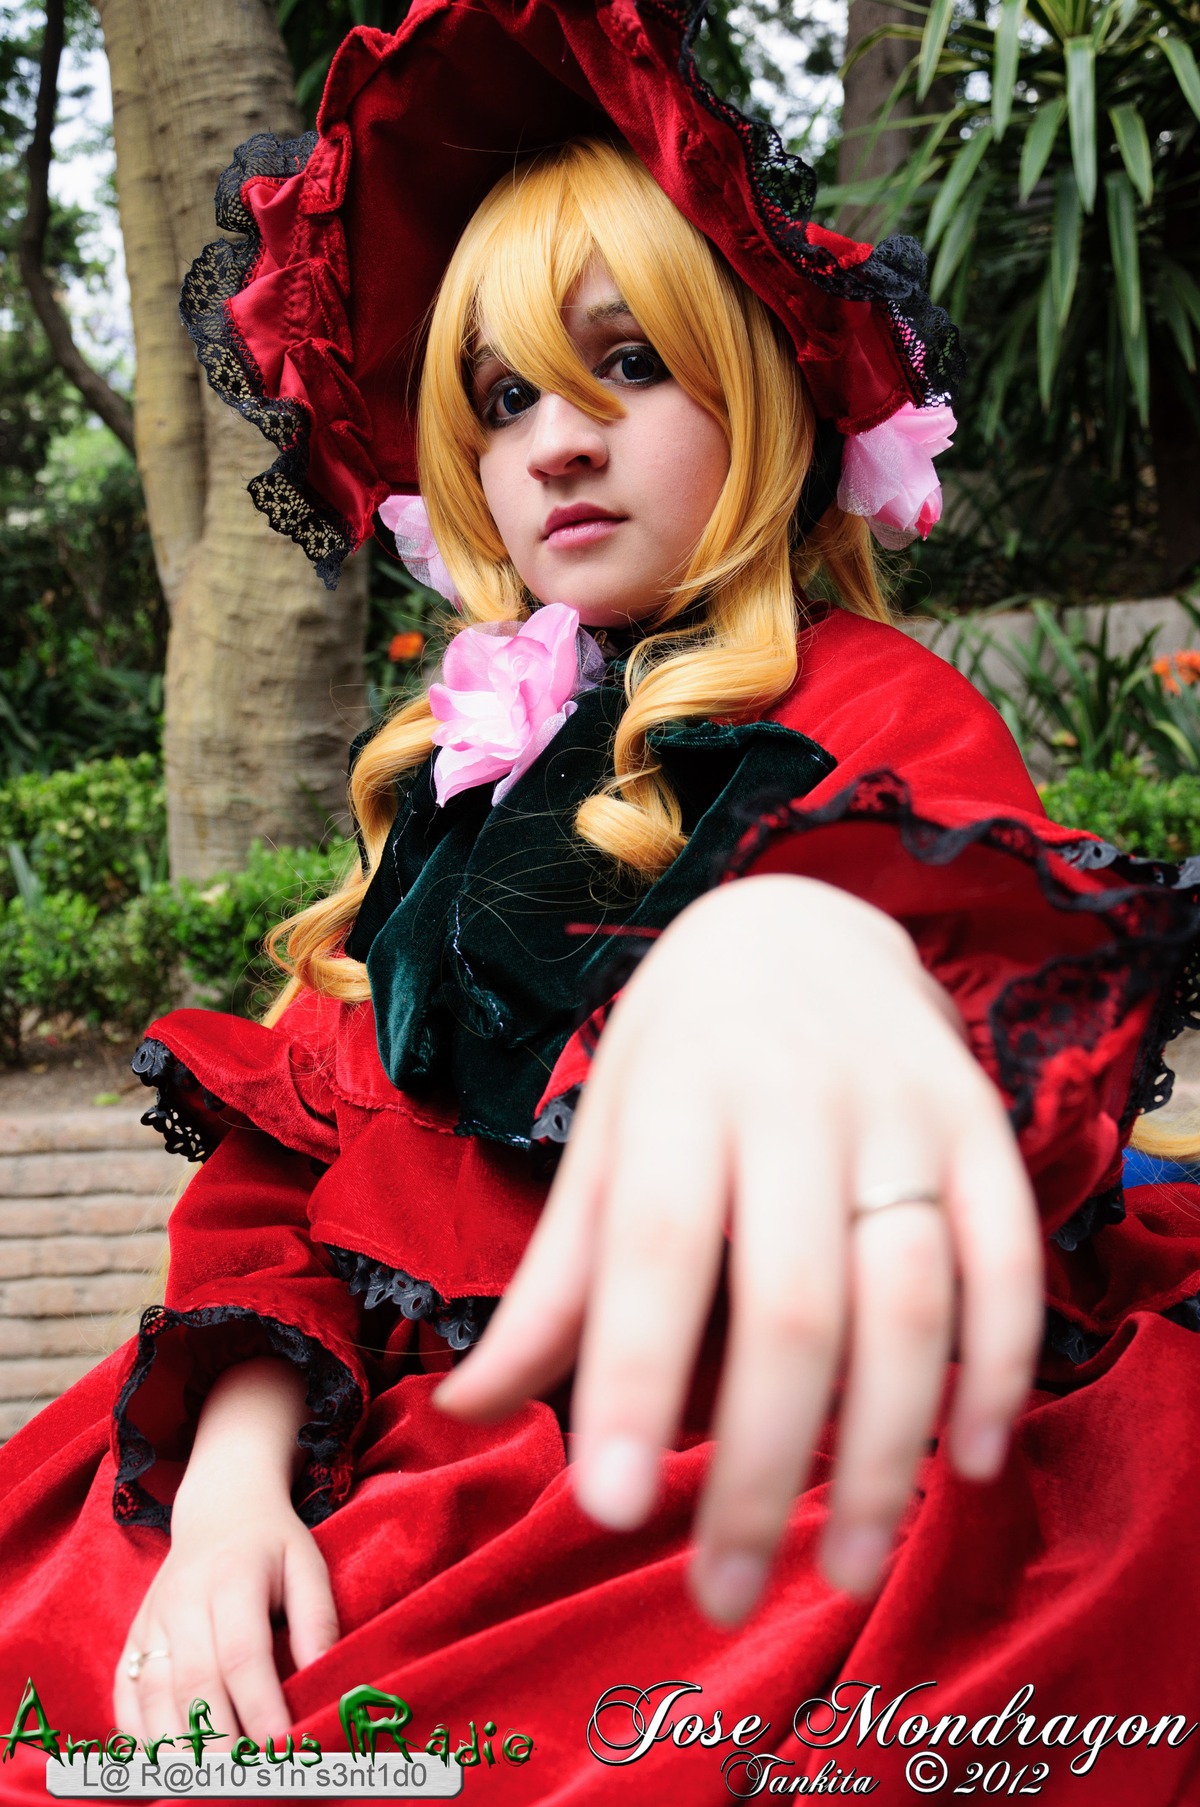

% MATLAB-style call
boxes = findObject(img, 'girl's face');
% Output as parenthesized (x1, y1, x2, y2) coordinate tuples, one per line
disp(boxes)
(472, 256, 731, 629)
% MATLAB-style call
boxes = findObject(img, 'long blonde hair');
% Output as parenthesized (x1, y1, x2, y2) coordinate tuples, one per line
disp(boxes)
(265, 135, 889, 1017)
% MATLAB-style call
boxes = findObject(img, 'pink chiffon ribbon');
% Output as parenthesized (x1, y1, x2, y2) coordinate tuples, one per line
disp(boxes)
(837, 402, 957, 550)
(379, 493, 463, 612)
(428, 602, 607, 808)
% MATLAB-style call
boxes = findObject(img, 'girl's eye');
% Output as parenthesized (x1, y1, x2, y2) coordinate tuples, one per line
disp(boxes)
(487, 379, 537, 425)
(481, 344, 667, 428)
(605, 346, 665, 385)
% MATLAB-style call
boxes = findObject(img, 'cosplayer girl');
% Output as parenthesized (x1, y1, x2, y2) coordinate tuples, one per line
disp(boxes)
(2, 6, 1200, 1804)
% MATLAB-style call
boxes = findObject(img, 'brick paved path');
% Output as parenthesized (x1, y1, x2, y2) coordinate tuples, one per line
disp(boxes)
(0, 1110, 178, 1441)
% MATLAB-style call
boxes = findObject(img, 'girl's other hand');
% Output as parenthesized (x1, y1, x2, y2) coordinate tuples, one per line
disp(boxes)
(432, 874, 1044, 1625)
(113, 1357, 339, 1750)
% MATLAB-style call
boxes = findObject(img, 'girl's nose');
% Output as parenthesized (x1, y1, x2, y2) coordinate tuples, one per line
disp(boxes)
(526, 391, 609, 480)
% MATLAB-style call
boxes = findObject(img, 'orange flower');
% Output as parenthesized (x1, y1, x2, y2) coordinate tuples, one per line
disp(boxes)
(388, 630, 426, 663)
(1153, 649, 1200, 695)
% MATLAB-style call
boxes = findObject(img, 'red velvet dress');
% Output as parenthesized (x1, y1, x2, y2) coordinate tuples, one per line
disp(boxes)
(2, 608, 1200, 1806)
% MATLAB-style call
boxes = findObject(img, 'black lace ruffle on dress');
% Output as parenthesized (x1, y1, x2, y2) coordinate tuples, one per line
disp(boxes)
(131, 1036, 225, 1163)
(111, 1304, 364, 1531)
(323, 1246, 497, 1354)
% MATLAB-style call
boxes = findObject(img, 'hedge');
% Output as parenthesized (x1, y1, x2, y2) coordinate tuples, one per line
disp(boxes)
(0, 757, 353, 1064)
(1038, 759, 1200, 860)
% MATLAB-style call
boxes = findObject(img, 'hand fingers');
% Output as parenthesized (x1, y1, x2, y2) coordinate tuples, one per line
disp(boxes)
(113, 1621, 171, 1747)
(211, 1571, 293, 1746)
(569, 1076, 730, 1529)
(817, 1103, 955, 1597)
(117, 1601, 240, 1756)
(820, 1202, 954, 1596)
(689, 1098, 848, 1625)
(282, 1532, 341, 1672)
(432, 1056, 615, 1420)
(166, 1610, 244, 1754)
(941, 1084, 1044, 1477)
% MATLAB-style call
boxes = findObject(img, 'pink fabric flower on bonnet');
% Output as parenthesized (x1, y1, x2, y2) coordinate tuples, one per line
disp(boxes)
(379, 493, 463, 611)
(837, 402, 957, 551)
(428, 602, 606, 808)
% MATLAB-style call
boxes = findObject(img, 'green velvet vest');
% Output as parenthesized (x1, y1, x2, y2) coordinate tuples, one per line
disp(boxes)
(345, 656, 835, 1147)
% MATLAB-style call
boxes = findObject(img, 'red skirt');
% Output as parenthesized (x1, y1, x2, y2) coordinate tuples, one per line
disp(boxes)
(0, 1311, 1198, 1807)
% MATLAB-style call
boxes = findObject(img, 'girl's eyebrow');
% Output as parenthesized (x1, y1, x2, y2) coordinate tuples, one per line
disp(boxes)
(469, 299, 640, 381)
(581, 298, 638, 325)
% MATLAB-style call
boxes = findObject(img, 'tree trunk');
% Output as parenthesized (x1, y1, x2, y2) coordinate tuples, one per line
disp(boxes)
(20, 0, 135, 454)
(99, 0, 203, 605)
(838, 1, 917, 240)
(95, 0, 368, 878)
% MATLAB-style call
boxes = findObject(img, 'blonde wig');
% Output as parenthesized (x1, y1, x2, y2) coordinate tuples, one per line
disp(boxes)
(265, 134, 891, 1018)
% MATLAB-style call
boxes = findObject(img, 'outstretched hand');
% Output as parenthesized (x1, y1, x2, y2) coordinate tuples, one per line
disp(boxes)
(432, 873, 1044, 1625)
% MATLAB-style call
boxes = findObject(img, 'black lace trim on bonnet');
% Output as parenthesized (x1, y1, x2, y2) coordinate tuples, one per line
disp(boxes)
(178, 131, 355, 591)
(324, 1245, 498, 1354)
(131, 1036, 224, 1163)
(645, 0, 965, 409)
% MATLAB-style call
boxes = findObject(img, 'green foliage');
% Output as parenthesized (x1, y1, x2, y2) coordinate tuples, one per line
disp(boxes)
(0, 754, 353, 1061)
(0, 450, 165, 776)
(824, 1, 1200, 608)
(944, 598, 1162, 769)
(845, 1, 1200, 438)
(937, 593, 1200, 777)
(166, 840, 355, 1018)
(0, 6, 152, 778)
(1040, 757, 1200, 858)
(0, 886, 99, 1063)
(0, 3, 125, 515)
(0, 752, 165, 908)
(364, 540, 452, 719)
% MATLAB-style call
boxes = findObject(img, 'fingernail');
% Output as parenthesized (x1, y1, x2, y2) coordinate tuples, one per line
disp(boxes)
(574, 1435, 658, 1528)
(692, 1550, 768, 1624)
(956, 1423, 1007, 1480)
(431, 1361, 475, 1409)
(821, 1525, 891, 1596)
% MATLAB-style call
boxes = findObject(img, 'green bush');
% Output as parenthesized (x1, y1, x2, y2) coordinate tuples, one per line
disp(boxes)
(0, 837, 356, 1062)
(0, 890, 102, 1065)
(0, 745, 354, 1059)
(1040, 759, 1200, 859)
(0, 753, 166, 909)
(169, 840, 356, 1019)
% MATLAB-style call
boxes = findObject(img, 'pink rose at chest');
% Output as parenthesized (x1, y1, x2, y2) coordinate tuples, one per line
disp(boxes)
(836, 401, 957, 551)
(428, 601, 604, 808)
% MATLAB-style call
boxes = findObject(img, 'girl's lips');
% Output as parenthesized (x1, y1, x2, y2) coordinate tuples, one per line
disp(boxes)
(545, 516, 626, 547)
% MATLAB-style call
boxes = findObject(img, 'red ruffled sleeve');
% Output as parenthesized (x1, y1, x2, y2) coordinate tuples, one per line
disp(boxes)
(533, 609, 1200, 1352)
(113, 989, 369, 1534)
